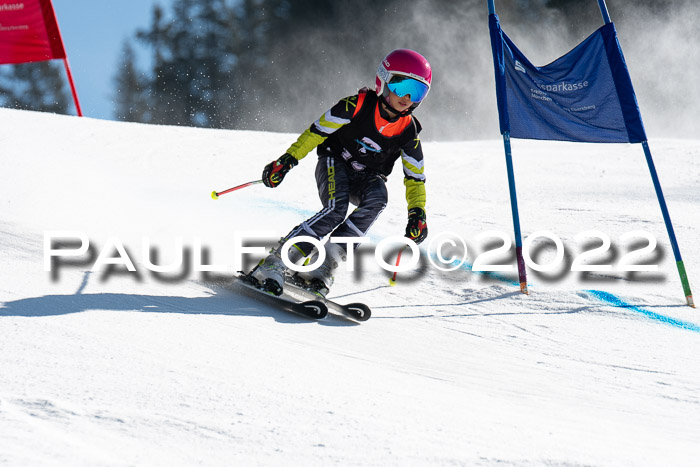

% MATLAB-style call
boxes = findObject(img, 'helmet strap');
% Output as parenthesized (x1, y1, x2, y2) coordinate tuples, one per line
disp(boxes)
(379, 92, 414, 119)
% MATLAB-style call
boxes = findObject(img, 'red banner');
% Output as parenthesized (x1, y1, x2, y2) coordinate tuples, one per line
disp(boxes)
(0, 0, 66, 65)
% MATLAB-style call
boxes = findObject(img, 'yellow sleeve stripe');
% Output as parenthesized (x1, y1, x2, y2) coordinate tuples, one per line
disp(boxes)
(313, 111, 351, 135)
(286, 128, 327, 160)
(401, 152, 425, 181)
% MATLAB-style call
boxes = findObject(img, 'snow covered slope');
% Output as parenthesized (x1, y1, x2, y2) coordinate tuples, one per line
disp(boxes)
(1, 108, 699, 466)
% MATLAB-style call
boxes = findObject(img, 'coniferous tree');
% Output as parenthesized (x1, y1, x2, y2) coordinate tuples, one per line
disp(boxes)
(0, 61, 71, 114)
(114, 41, 150, 122)
(113, 0, 696, 140)
(114, 0, 534, 137)
(131, 0, 240, 127)
(135, 4, 182, 125)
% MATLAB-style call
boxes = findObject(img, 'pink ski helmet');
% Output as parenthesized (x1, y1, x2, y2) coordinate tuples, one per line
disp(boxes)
(375, 49, 432, 110)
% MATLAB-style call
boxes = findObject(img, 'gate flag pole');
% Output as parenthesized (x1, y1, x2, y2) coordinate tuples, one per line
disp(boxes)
(597, 0, 612, 25)
(487, 0, 694, 307)
(503, 131, 529, 294)
(61, 58, 82, 116)
(49, 0, 83, 116)
(642, 141, 694, 307)
(597, 0, 694, 307)
(487, 0, 528, 294)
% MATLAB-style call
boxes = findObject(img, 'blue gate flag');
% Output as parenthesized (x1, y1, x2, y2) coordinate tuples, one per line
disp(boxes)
(489, 14, 647, 143)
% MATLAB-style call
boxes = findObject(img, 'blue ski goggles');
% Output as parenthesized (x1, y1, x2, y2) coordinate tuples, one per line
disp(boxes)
(386, 75, 429, 103)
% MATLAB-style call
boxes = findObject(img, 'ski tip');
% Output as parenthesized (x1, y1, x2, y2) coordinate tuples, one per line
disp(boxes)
(211, 190, 219, 200)
(344, 303, 371, 321)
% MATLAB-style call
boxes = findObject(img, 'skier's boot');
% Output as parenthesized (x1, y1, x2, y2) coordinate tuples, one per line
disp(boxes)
(250, 254, 286, 295)
(297, 242, 347, 297)
(250, 240, 306, 296)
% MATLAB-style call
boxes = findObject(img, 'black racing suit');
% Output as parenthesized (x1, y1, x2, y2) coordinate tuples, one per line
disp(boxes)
(282, 89, 426, 255)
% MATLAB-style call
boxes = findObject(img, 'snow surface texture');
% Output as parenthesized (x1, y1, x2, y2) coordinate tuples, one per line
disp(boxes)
(1, 108, 699, 466)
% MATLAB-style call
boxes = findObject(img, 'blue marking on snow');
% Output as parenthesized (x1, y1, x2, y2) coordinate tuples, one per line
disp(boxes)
(586, 289, 700, 333)
(260, 201, 697, 332)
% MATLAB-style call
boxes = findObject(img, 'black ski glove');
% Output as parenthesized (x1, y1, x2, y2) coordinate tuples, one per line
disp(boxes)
(405, 207, 428, 244)
(262, 153, 298, 188)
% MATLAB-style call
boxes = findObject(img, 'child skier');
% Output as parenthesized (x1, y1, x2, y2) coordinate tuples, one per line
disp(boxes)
(249, 48, 432, 296)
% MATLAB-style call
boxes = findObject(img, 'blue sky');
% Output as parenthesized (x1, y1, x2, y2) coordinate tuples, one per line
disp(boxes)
(52, 0, 175, 120)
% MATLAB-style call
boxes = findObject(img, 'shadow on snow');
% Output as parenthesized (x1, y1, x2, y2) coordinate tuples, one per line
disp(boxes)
(0, 286, 357, 327)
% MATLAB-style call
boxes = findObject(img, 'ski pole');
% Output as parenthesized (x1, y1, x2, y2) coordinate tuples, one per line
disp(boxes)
(211, 180, 263, 199)
(388, 247, 404, 286)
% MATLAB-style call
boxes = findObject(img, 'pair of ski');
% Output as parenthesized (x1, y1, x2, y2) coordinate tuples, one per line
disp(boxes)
(235, 273, 371, 322)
